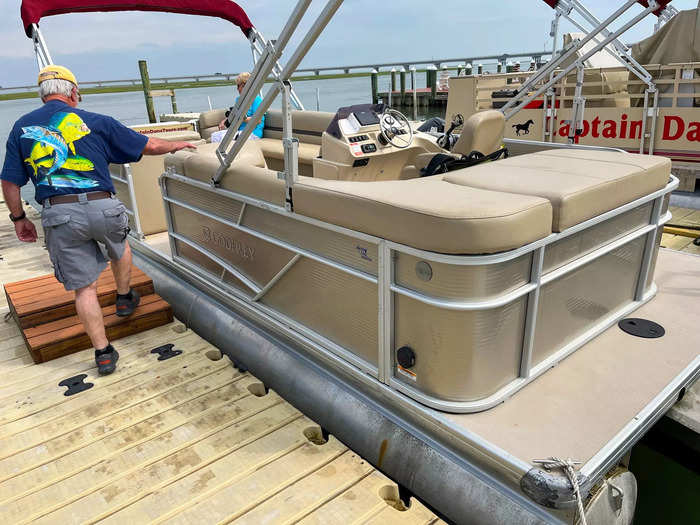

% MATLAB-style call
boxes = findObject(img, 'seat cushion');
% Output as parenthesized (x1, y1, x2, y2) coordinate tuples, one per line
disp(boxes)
(453, 110, 505, 157)
(165, 141, 282, 205)
(258, 138, 321, 164)
(444, 150, 670, 232)
(294, 177, 552, 254)
(263, 110, 334, 145)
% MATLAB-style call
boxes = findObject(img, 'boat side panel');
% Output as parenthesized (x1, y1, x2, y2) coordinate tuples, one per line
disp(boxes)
(170, 205, 296, 289)
(533, 237, 646, 365)
(242, 205, 379, 276)
(542, 202, 652, 274)
(260, 257, 379, 367)
(395, 252, 532, 300)
(394, 294, 527, 401)
(173, 240, 254, 294)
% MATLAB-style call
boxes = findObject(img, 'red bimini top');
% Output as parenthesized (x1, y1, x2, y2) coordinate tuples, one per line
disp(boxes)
(21, 0, 254, 38)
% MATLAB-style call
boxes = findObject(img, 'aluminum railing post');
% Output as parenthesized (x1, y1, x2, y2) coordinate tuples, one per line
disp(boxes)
(279, 81, 299, 212)
(213, 0, 345, 184)
(501, 0, 646, 116)
(569, 65, 586, 144)
(503, 1, 660, 120)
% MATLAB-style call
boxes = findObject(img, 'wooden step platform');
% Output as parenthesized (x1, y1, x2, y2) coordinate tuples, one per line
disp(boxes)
(3, 265, 172, 364)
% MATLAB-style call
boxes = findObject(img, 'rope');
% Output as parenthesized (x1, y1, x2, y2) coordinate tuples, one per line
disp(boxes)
(533, 457, 587, 525)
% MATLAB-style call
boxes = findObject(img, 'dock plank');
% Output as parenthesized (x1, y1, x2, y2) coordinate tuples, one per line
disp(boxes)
(0, 200, 443, 524)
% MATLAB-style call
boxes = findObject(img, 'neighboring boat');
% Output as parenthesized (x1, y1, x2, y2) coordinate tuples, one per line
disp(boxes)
(446, 3, 700, 191)
(18, 1, 700, 523)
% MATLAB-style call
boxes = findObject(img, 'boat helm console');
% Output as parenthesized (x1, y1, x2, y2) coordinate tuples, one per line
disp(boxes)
(317, 103, 442, 181)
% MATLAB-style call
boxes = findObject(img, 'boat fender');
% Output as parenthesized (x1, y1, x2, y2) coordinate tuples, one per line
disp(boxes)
(520, 466, 590, 509)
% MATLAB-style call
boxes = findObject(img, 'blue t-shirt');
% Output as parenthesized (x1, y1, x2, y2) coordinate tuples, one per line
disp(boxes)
(1, 100, 148, 204)
(226, 95, 265, 138)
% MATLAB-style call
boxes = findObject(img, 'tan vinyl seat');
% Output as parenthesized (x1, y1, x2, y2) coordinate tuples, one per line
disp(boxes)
(199, 109, 227, 141)
(294, 177, 553, 254)
(444, 149, 670, 232)
(452, 110, 505, 157)
(164, 140, 282, 205)
(414, 110, 506, 172)
(259, 109, 334, 176)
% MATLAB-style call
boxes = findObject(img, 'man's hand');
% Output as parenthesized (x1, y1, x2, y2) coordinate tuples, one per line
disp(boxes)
(170, 141, 197, 153)
(15, 218, 38, 243)
(142, 137, 198, 156)
(218, 118, 227, 131)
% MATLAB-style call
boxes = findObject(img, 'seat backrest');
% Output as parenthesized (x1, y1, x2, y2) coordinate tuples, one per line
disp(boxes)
(263, 110, 335, 145)
(199, 109, 227, 140)
(452, 110, 505, 157)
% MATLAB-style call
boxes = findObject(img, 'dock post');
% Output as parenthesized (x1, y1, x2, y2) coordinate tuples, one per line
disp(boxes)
(427, 64, 437, 104)
(506, 60, 514, 84)
(497, 62, 503, 74)
(391, 68, 397, 93)
(170, 90, 178, 113)
(457, 64, 464, 77)
(400, 67, 406, 106)
(477, 63, 483, 75)
(138, 59, 156, 123)
(410, 66, 418, 121)
(371, 69, 379, 104)
(465, 63, 473, 76)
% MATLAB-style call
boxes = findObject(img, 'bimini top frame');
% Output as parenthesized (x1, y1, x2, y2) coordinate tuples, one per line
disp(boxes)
(502, 1, 676, 152)
(20, 0, 304, 107)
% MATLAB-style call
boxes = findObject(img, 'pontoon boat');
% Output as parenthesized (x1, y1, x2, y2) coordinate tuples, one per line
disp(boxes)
(19, 1, 700, 523)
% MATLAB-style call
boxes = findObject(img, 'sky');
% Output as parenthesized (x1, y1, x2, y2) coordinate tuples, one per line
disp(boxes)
(1, 0, 698, 87)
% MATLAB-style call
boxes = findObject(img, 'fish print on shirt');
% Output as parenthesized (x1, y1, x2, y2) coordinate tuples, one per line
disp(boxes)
(21, 112, 97, 188)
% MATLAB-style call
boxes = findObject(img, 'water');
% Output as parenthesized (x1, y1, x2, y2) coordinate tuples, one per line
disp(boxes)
(0, 73, 444, 168)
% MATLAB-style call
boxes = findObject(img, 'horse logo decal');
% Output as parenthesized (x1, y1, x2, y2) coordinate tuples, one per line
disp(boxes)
(512, 119, 535, 136)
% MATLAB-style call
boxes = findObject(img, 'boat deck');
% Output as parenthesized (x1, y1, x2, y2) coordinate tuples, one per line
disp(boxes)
(0, 202, 442, 524)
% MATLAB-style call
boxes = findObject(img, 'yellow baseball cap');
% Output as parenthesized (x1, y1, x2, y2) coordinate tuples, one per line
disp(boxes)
(38, 65, 78, 86)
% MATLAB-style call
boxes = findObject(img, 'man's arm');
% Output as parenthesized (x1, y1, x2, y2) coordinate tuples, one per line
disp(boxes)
(2, 179, 37, 243)
(142, 137, 197, 156)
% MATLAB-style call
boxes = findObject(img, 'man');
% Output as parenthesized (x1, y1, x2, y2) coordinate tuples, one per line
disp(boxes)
(1, 65, 195, 375)
(215, 71, 265, 140)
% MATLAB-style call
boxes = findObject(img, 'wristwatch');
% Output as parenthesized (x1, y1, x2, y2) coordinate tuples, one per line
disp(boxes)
(9, 210, 26, 222)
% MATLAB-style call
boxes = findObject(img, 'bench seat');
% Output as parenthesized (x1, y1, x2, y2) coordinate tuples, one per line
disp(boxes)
(444, 150, 670, 232)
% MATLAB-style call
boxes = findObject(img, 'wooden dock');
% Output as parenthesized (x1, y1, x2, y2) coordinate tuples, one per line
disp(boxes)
(661, 206, 700, 254)
(0, 205, 444, 522)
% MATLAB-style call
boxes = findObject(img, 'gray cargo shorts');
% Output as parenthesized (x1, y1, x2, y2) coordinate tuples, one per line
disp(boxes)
(41, 196, 130, 291)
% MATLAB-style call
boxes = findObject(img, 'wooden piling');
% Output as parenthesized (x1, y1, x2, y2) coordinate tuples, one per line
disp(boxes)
(391, 68, 397, 93)
(371, 69, 379, 104)
(400, 69, 406, 105)
(138, 59, 156, 124)
(427, 65, 437, 104)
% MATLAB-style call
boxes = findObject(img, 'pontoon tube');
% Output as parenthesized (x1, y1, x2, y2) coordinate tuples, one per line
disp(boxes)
(133, 250, 564, 525)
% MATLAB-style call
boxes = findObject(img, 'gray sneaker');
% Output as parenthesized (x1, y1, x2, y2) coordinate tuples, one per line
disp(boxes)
(116, 289, 140, 317)
(96, 345, 119, 375)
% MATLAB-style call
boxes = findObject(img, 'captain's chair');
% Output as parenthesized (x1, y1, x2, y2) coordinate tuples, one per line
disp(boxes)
(415, 110, 507, 177)
(451, 110, 505, 157)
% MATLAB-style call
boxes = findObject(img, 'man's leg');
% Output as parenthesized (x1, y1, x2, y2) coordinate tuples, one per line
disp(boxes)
(111, 241, 132, 295)
(75, 280, 108, 350)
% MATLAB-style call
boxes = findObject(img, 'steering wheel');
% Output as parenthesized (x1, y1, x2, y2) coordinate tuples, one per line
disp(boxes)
(379, 109, 414, 149)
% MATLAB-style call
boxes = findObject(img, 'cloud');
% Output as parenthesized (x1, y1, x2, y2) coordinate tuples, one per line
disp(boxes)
(1, 0, 697, 84)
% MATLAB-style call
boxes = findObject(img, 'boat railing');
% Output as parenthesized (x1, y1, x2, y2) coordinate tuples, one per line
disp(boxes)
(474, 62, 700, 110)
